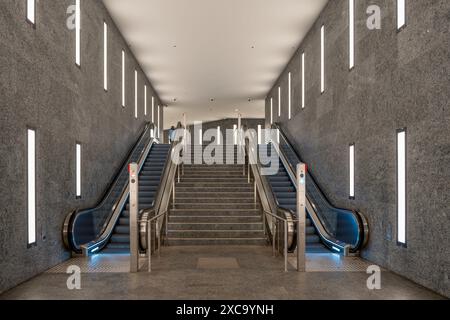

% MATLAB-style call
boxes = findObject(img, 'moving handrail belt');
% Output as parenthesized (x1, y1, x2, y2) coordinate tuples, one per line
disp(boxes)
(62, 122, 155, 254)
(271, 123, 369, 254)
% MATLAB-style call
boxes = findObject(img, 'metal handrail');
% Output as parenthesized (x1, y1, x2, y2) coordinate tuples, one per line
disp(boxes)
(138, 122, 186, 271)
(263, 210, 300, 272)
(139, 208, 168, 272)
(138, 141, 175, 250)
(243, 133, 303, 271)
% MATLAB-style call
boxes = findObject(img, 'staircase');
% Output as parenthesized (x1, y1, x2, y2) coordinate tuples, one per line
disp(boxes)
(167, 145, 266, 246)
(102, 143, 171, 253)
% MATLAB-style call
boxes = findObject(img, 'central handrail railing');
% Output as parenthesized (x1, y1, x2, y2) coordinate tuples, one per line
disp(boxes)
(263, 210, 300, 272)
(137, 118, 187, 272)
(243, 130, 304, 271)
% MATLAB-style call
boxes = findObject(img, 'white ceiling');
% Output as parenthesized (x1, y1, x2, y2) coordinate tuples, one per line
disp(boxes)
(102, 0, 328, 129)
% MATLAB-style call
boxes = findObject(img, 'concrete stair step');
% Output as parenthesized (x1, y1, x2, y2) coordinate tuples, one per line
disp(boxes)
(176, 192, 254, 198)
(173, 203, 260, 209)
(166, 238, 267, 246)
(183, 165, 244, 170)
(170, 208, 260, 216)
(170, 215, 263, 223)
(182, 172, 245, 177)
(174, 197, 255, 204)
(168, 230, 265, 238)
(176, 187, 254, 193)
(177, 182, 252, 188)
(181, 175, 248, 183)
(168, 222, 263, 231)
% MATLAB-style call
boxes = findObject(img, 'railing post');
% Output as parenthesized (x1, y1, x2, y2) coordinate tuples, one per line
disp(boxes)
(129, 163, 139, 273)
(296, 163, 306, 272)
(262, 210, 266, 237)
(157, 220, 161, 258)
(277, 220, 280, 256)
(284, 220, 288, 272)
(166, 211, 169, 239)
(147, 220, 152, 272)
(272, 218, 275, 256)
(172, 180, 176, 209)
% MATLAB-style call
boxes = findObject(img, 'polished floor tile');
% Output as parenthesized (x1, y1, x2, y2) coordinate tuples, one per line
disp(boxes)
(0, 246, 445, 300)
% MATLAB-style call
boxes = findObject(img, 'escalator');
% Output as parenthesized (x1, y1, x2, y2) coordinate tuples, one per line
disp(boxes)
(102, 144, 171, 253)
(261, 146, 329, 253)
(248, 124, 369, 255)
(63, 122, 172, 255)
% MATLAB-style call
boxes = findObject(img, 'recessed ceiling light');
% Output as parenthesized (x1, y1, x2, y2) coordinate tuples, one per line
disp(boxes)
(210, 98, 215, 102)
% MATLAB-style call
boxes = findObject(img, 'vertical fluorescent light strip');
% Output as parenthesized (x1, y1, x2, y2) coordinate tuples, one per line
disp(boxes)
(349, 144, 355, 198)
(258, 125, 262, 145)
(270, 98, 273, 124)
(75, 0, 81, 66)
(134, 70, 138, 119)
(233, 124, 237, 145)
(27, 0, 35, 25)
(288, 72, 292, 120)
(76, 143, 81, 198)
(103, 22, 108, 90)
(199, 129, 203, 145)
(121, 50, 125, 107)
(27, 129, 36, 245)
(144, 85, 147, 116)
(278, 87, 281, 117)
(349, 0, 355, 69)
(321, 25, 325, 93)
(152, 97, 155, 123)
(397, 0, 406, 30)
(217, 126, 221, 145)
(397, 130, 407, 245)
(157, 105, 160, 138)
(301, 53, 305, 109)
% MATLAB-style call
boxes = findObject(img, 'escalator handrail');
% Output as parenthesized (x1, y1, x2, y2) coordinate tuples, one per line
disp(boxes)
(63, 122, 153, 251)
(245, 134, 345, 251)
(139, 133, 186, 251)
(79, 135, 158, 254)
(273, 123, 355, 212)
(271, 123, 368, 252)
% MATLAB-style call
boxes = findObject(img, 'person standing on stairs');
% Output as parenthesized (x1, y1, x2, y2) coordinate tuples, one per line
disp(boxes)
(168, 125, 176, 143)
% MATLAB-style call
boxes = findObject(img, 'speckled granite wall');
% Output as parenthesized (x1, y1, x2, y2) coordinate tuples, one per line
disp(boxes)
(266, 0, 450, 297)
(0, 0, 163, 293)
